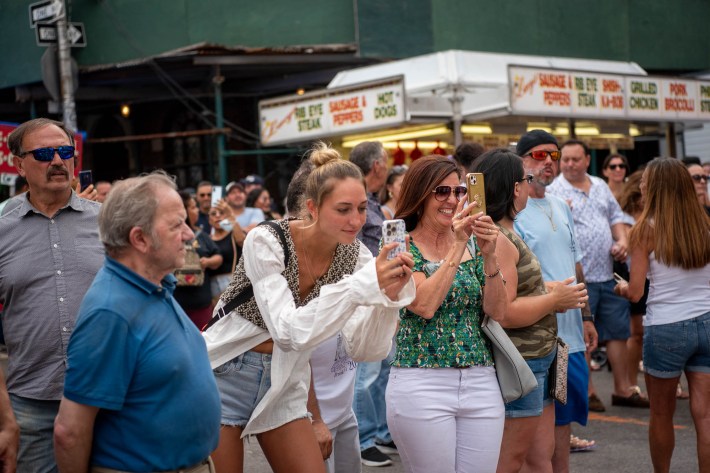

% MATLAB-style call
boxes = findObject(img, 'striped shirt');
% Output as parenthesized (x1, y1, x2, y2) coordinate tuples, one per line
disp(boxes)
(0, 191, 103, 400)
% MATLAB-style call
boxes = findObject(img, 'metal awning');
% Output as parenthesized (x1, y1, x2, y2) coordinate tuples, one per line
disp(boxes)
(328, 49, 648, 123)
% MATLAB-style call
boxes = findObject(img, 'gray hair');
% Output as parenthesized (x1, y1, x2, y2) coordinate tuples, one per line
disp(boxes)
(99, 171, 177, 257)
(349, 141, 385, 175)
(8, 118, 74, 156)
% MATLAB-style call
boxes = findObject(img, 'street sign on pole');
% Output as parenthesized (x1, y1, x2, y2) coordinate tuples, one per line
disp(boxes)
(35, 22, 86, 48)
(29, 0, 64, 27)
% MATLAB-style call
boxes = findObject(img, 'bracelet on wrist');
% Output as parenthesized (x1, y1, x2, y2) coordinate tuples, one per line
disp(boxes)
(582, 315, 594, 322)
(485, 265, 501, 278)
(440, 259, 456, 268)
(485, 265, 507, 285)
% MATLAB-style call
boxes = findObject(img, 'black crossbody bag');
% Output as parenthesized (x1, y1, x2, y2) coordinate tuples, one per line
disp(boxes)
(201, 220, 290, 332)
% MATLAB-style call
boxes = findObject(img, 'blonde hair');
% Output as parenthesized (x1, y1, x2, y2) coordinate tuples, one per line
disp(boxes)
(630, 158, 710, 269)
(303, 142, 364, 213)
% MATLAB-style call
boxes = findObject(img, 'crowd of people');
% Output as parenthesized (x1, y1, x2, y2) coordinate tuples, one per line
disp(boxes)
(0, 117, 708, 473)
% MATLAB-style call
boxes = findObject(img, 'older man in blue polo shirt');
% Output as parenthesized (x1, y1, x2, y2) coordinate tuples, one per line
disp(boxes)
(53, 172, 221, 473)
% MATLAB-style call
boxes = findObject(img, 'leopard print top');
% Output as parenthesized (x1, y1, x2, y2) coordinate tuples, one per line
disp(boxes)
(219, 219, 361, 330)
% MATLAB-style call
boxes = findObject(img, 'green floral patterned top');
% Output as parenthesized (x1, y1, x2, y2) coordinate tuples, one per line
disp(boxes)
(392, 238, 494, 368)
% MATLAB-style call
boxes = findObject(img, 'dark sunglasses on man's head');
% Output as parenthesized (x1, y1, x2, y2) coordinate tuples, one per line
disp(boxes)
(19, 146, 75, 162)
(690, 174, 709, 182)
(607, 163, 627, 171)
(523, 150, 561, 161)
(432, 185, 467, 202)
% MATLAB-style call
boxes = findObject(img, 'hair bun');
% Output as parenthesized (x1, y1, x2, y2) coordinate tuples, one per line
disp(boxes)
(308, 141, 341, 167)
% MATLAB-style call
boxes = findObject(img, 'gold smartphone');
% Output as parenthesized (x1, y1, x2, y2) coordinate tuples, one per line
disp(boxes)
(466, 173, 486, 215)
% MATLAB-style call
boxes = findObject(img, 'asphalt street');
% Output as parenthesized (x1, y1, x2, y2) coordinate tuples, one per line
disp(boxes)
(1, 351, 696, 472)
(244, 363, 699, 473)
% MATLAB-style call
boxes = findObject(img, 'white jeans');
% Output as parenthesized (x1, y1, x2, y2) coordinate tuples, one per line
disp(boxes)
(386, 366, 504, 473)
(325, 411, 361, 473)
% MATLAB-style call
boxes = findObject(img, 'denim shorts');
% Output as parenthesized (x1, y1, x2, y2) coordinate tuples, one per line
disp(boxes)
(213, 350, 272, 427)
(643, 311, 710, 378)
(504, 347, 556, 418)
(588, 280, 630, 342)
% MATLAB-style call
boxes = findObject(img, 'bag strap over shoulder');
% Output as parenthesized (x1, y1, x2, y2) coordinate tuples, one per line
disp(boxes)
(202, 220, 290, 331)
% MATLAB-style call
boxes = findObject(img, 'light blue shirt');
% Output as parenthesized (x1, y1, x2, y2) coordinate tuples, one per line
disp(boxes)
(515, 195, 585, 353)
(236, 206, 265, 228)
(547, 174, 625, 283)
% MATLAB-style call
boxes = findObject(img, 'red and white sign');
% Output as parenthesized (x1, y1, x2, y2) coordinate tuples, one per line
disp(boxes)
(259, 77, 406, 146)
(509, 66, 710, 122)
(0, 121, 85, 177)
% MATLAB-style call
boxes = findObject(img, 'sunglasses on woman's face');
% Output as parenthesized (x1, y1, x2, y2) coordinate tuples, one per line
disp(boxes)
(607, 163, 627, 171)
(690, 174, 709, 183)
(519, 174, 534, 184)
(432, 185, 467, 202)
(19, 146, 75, 162)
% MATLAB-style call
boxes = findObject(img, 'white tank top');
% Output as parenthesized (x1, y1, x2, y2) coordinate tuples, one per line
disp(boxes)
(645, 251, 710, 326)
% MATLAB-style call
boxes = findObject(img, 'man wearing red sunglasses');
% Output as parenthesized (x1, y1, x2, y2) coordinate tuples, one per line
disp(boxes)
(514, 130, 599, 471)
(0, 118, 104, 472)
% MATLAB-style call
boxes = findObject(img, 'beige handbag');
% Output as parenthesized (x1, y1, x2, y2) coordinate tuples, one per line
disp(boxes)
(175, 240, 204, 286)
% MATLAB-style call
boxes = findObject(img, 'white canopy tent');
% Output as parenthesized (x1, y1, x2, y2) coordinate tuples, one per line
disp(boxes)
(328, 49, 648, 145)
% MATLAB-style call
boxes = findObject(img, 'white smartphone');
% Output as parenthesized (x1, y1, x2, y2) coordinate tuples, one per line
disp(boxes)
(211, 186, 223, 207)
(613, 272, 627, 284)
(382, 219, 406, 260)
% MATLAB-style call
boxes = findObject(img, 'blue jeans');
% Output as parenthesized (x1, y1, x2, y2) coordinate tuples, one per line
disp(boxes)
(9, 394, 60, 473)
(353, 356, 392, 450)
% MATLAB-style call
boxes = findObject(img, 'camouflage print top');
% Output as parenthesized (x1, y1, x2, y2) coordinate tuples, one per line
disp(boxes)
(497, 225, 557, 359)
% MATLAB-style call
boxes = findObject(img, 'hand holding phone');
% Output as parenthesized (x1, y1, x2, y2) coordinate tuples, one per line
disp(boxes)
(211, 186, 223, 208)
(382, 219, 406, 260)
(466, 173, 486, 215)
(79, 170, 93, 192)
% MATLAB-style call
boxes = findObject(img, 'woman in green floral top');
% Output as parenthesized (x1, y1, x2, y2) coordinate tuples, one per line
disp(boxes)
(385, 155, 508, 473)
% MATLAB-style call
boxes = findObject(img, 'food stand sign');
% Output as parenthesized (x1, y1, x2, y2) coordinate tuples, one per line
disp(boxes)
(509, 66, 710, 122)
(259, 77, 406, 146)
(0, 122, 85, 177)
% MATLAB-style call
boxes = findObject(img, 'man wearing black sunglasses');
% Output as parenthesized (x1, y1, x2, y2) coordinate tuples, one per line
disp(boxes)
(0, 118, 104, 472)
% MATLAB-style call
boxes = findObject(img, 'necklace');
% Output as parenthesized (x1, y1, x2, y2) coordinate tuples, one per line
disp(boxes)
(300, 226, 334, 286)
(530, 198, 556, 231)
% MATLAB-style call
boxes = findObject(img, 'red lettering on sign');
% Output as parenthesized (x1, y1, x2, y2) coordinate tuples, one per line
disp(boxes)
(669, 83, 688, 96)
(329, 98, 360, 113)
(543, 91, 571, 106)
(539, 74, 567, 89)
(665, 98, 695, 112)
(601, 95, 624, 109)
(332, 111, 364, 126)
(603, 80, 621, 93)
